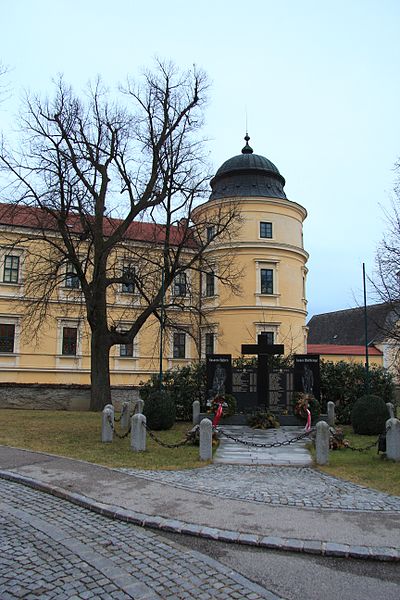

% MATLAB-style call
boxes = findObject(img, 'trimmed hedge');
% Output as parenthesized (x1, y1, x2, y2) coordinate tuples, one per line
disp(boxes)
(351, 394, 389, 435)
(142, 389, 176, 430)
(320, 361, 394, 424)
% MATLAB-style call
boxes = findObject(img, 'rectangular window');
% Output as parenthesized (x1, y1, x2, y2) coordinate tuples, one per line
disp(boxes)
(173, 332, 186, 359)
(122, 264, 135, 293)
(205, 332, 214, 356)
(261, 269, 273, 294)
(206, 226, 215, 242)
(62, 327, 77, 356)
(173, 272, 187, 297)
(0, 324, 15, 353)
(205, 272, 215, 297)
(260, 222, 273, 239)
(3, 255, 20, 283)
(119, 330, 134, 357)
(259, 331, 274, 345)
(65, 262, 80, 289)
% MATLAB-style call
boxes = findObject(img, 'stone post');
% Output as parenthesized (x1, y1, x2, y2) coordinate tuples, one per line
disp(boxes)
(131, 413, 147, 452)
(135, 399, 144, 414)
(199, 418, 213, 461)
(120, 401, 130, 430)
(386, 402, 395, 420)
(192, 400, 200, 425)
(327, 401, 335, 427)
(315, 420, 330, 465)
(101, 404, 114, 443)
(386, 418, 400, 461)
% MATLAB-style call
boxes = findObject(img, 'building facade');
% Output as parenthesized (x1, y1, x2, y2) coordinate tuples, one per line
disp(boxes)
(0, 137, 309, 390)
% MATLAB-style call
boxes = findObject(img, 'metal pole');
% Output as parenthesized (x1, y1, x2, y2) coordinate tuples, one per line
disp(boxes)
(363, 262, 370, 394)
(159, 266, 165, 388)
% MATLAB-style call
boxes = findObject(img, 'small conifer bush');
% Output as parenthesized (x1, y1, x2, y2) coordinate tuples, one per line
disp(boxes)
(142, 389, 176, 430)
(351, 394, 389, 435)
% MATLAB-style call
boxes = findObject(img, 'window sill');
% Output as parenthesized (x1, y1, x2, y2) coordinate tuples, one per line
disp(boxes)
(255, 293, 280, 298)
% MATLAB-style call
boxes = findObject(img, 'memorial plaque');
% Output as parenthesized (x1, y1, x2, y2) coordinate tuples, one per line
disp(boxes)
(268, 369, 293, 413)
(206, 354, 232, 399)
(293, 354, 320, 401)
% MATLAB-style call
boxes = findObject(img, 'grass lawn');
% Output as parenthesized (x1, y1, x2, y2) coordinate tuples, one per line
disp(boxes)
(311, 426, 400, 496)
(0, 409, 208, 470)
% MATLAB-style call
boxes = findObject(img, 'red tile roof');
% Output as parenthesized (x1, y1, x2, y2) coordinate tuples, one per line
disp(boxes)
(0, 203, 194, 247)
(307, 344, 383, 356)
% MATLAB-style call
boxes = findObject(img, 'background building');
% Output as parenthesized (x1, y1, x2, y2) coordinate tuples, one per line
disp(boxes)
(307, 303, 399, 373)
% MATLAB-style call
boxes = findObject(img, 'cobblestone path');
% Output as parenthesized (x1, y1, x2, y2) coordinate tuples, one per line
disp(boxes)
(118, 465, 400, 512)
(0, 479, 280, 600)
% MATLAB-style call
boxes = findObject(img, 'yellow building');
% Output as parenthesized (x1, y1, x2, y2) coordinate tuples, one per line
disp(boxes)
(0, 136, 308, 395)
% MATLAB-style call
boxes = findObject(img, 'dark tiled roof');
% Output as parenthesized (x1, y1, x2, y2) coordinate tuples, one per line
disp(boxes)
(0, 203, 193, 247)
(307, 344, 383, 356)
(307, 303, 399, 346)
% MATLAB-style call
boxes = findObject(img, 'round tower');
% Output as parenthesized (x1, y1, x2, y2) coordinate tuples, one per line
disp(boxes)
(192, 135, 308, 357)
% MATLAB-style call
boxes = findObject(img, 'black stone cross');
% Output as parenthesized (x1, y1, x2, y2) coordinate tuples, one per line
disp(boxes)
(241, 335, 284, 406)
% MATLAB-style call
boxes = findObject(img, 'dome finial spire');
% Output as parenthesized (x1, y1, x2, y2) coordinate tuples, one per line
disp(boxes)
(242, 132, 253, 154)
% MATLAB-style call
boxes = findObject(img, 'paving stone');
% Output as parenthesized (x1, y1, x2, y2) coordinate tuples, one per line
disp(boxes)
(0, 478, 278, 600)
(119, 458, 400, 512)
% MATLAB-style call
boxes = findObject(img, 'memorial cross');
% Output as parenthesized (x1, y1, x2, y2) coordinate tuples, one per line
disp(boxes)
(241, 335, 284, 406)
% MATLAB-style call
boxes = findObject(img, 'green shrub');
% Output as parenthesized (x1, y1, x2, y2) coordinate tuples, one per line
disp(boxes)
(247, 412, 280, 429)
(320, 361, 394, 424)
(142, 389, 176, 430)
(351, 394, 389, 435)
(140, 362, 206, 421)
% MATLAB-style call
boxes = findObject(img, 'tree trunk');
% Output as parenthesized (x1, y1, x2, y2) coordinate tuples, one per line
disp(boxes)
(90, 328, 112, 411)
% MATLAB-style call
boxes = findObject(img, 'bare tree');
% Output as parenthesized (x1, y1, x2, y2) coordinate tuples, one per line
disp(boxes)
(373, 160, 400, 347)
(0, 61, 240, 410)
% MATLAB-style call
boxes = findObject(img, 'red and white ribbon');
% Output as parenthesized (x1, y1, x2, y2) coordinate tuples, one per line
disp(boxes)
(304, 408, 311, 433)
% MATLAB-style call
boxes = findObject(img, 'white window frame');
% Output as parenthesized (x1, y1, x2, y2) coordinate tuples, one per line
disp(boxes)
(171, 271, 188, 298)
(64, 261, 80, 290)
(0, 315, 20, 355)
(0, 247, 24, 287)
(259, 221, 273, 240)
(201, 327, 218, 358)
(121, 262, 136, 294)
(57, 319, 82, 357)
(117, 325, 138, 359)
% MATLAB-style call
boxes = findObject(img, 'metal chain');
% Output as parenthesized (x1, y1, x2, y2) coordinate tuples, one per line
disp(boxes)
(215, 427, 314, 448)
(332, 423, 392, 453)
(114, 404, 128, 423)
(143, 423, 191, 448)
(107, 413, 132, 439)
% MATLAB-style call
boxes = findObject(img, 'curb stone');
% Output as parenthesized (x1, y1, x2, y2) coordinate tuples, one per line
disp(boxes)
(0, 469, 399, 563)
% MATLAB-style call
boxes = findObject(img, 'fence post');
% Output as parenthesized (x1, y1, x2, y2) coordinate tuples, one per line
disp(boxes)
(135, 399, 144, 414)
(120, 401, 130, 430)
(315, 420, 330, 465)
(327, 401, 335, 427)
(101, 404, 114, 443)
(386, 417, 400, 461)
(131, 413, 146, 452)
(386, 402, 395, 419)
(192, 400, 200, 425)
(199, 418, 213, 461)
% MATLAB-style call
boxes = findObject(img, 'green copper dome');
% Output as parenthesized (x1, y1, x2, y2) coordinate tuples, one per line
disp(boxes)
(209, 135, 286, 201)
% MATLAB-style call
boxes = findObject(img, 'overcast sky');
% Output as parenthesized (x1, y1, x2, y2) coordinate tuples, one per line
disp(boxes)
(1, 0, 399, 318)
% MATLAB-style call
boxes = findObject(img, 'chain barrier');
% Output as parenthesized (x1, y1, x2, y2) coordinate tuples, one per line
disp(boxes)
(331, 422, 392, 453)
(215, 427, 315, 448)
(107, 413, 132, 439)
(143, 422, 192, 449)
(114, 404, 127, 423)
